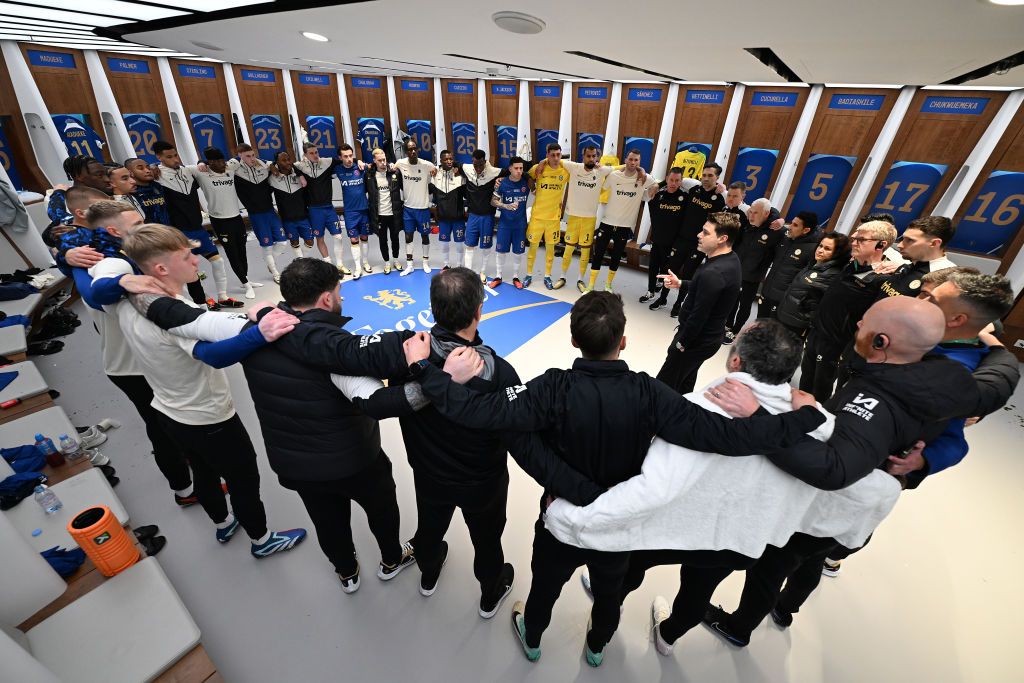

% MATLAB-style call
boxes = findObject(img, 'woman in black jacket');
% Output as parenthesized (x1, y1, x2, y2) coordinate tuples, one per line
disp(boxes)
(776, 233, 851, 336)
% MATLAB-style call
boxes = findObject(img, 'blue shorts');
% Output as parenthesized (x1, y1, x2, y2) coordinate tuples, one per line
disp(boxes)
(249, 211, 286, 246)
(495, 219, 527, 254)
(283, 218, 312, 242)
(465, 214, 495, 249)
(183, 229, 217, 257)
(402, 207, 432, 235)
(344, 209, 371, 239)
(437, 219, 465, 243)
(309, 204, 341, 236)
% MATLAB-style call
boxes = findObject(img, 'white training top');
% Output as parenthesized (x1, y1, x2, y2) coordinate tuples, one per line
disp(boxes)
(601, 171, 658, 227)
(395, 158, 435, 209)
(89, 257, 141, 377)
(563, 161, 614, 218)
(193, 171, 241, 219)
(375, 171, 393, 217)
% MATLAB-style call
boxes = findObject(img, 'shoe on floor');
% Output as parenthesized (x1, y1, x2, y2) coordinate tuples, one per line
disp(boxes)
(552, 277, 566, 290)
(215, 517, 240, 544)
(649, 299, 667, 311)
(140, 534, 166, 557)
(488, 277, 503, 288)
(244, 283, 255, 299)
(480, 563, 514, 618)
(86, 449, 110, 466)
(670, 305, 680, 319)
(770, 606, 793, 628)
(75, 426, 107, 449)
(206, 298, 222, 311)
(174, 491, 199, 507)
(339, 265, 352, 276)
(133, 524, 159, 541)
(352, 268, 361, 280)
(419, 540, 448, 596)
(639, 291, 657, 303)
(217, 298, 245, 308)
(702, 603, 750, 647)
(378, 540, 416, 580)
(605, 282, 614, 293)
(584, 619, 604, 667)
(722, 329, 736, 345)
(652, 595, 674, 656)
(339, 561, 361, 594)
(513, 277, 523, 289)
(362, 260, 373, 274)
(273, 274, 281, 284)
(394, 260, 404, 271)
(822, 558, 842, 577)
(511, 601, 541, 662)
(422, 258, 432, 274)
(543, 276, 553, 289)
(576, 280, 588, 294)
(384, 262, 392, 274)
(400, 263, 414, 277)
(480, 272, 487, 284)
(251, 528, 307, 558)
(522, 275, 533, 288)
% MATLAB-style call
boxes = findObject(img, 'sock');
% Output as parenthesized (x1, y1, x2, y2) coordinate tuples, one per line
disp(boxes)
(349, 242, 361, 267)
(359, 240, 369, 262)
(252, 530, 272, 545)
(332, 235, 346, 266)
(514, 252, 523, 279)
(561, 244, 575, 277)
(607, 269, 618, 285)
(321, 256, 332, 263)
(210, 257, 228, 299)
(545, 241, 555, 276)
(454, 241, 464, 266)
(293, 244, 303, 258)
(174, 485, 193, 497)
(215, 513, 235, 529)
(274, 242, 287, 256)
(579, 248, 591, 278)
(588, 269, 599, 289)
(422, 242, 430, 260)
(262, 247, 279, 276)
(526, 241, 540, 275)
(464, 246, 475, 270)
(441, 240, 450, 265)
(405, 239, 414, 261)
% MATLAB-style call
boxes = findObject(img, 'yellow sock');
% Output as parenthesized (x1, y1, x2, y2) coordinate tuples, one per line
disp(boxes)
(588, 269, 599, 289)
(607, 270, 618, 285)
(545, 241, 556, 276)
(561, 244, 576, 275)
(526, 241, 540, 274)
(579, 248, 591, 278)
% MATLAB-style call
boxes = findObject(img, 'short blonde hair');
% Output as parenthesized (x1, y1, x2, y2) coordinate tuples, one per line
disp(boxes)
(371, 147, 386, 159)
(122, 223, 192, 266)
(855, 220, 897, 246)
(85, 200, 136, 228)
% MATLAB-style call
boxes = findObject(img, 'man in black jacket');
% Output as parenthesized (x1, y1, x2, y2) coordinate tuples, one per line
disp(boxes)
(758, 211, 820, 318)
(365, 147, 404, 273)
(639, 168, 688, 304)
(430, 150, 467, 270)
(726, 196, 783, 339)
(656, 212, 743, 395)
(409, 291, 826, 665)
(649, 163, 726, 315)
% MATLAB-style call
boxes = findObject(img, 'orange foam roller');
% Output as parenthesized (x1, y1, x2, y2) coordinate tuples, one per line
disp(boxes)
(67, 506, 140, 577)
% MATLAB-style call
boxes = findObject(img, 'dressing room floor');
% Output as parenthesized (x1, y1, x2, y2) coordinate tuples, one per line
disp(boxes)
(38, 239, 1024, 682)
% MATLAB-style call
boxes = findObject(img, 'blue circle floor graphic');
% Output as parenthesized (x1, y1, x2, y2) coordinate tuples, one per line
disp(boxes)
(338, 269, 571, 357)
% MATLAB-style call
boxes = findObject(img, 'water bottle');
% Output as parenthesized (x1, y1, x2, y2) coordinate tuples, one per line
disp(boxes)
(59, 434, 86, 462)
(34, 485, 63, 514)
(35, 434, 65, 468)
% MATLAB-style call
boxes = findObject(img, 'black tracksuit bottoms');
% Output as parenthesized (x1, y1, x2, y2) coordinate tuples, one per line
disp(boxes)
(210, 215, 248, 284)
(647, 243, 672, 292)
(620, 549, 756, 644)
(280, 452, 402, 576)
(412, 471, 508, 601)
(106, 373, 191, 491)
(657, 337, 721, 394)
(799, 332, 844, 402)
(375, 214, 402, 261)
(156, 413, 268, 540)
(589, 224, 632, 273)
(524, 520, 630, 652)
(728, 280, 761, 333)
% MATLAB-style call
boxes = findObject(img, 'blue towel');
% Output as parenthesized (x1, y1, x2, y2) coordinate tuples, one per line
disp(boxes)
(41, 546, 87, 578)
(0, 471, 45, 495)
(0, 283, 37, 301)
(0, 314, 30, 329)
(0, 370, 17, 392)
(2, 444, 47, 473)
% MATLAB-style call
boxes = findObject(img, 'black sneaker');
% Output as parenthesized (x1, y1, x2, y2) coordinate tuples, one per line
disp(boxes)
(649, 298, 667, 311)
(639, 291, 657, 303)
(419, 540, 448, 596)
(133, 524, 159, 541)
(378, 540, 416, 581)
(722, 330, 736, 345)
(669, 305, 680, 319)
(339, 556, 361, 594)
(174, 492, 199, 507)
(770, 607, 793, 628)
(141, 535, 167, 557)
(701, 604, 750, 647)
(480, 563, 514, 618)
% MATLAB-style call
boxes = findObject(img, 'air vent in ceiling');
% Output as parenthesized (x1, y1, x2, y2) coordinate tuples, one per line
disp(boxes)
(743, 48, 802, 82)
(943, 49, 1024, 84)
(444, 53, 590, 80)
(564, 51, 683, 81)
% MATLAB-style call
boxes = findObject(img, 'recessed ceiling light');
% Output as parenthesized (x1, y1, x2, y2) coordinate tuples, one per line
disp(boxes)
(302, 31, 329, 42)
(190, 40, 223, 51)
(492, 11, 545, 34)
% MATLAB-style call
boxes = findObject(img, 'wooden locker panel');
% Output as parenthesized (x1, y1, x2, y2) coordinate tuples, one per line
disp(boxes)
(21, 44, 110, 162)
(485, 80, 519, 167)
(290, 71, 343, 158)
(99, 53, 173, 164)
(727, 86, 810, 202)
(667, 85, 734, 179)
(617, 83, 668, 172)
(571, 82, 611, 160)
(0, 54, 48, 192)
(394, 78, 435, 161)
(861, 89, 1006, 231)
(952, 103, 1024, 268)
(343, 74, 391, 161)
(441, 79, 477, 164)
(529, 81, 562, 158)
(781, 88, 898, 226)
(170, 59, 238, 155)
(231, 66, 292, 160)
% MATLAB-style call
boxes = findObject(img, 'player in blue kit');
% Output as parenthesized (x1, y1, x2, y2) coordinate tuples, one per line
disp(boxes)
(335, 143, 373, 279)
(489, 156, 530, 289)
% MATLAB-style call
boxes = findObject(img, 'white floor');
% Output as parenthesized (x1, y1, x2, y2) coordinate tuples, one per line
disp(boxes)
(36, 238, 1024, 682)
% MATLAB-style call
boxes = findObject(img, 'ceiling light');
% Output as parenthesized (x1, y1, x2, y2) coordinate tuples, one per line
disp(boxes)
(492, 11, 545, 34)
(302, 31, 329, 42)
(191, 40, 223, 51)
(987, 0, 1024, 4)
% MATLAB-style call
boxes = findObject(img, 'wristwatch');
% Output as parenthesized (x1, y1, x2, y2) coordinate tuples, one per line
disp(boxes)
(407, 358, 431, 378)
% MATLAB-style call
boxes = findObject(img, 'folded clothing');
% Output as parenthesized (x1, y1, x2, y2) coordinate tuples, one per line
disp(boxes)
(2, 444, 47, 473)
(0, 472, 46, 510)
(0, 282, 37, 301)
(41, 546, 87, 578)
(0, 313, 31, 329)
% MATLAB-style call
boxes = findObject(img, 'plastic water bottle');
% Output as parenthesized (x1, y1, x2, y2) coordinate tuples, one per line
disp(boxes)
(35, 434, 64, 468)
(34, 485, 63, 514)
(59, 434, 86, 462)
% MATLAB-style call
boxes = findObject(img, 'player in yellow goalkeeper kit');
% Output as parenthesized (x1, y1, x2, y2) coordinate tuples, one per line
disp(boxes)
(525, 144, 570, 289)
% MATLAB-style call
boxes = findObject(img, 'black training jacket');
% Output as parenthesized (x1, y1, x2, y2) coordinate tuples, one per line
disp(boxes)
(365, 168, 403, 227)
(674, 251, 742, 349)
(733, 207, 783, 282)
(775, 257, 846, 333)
(809, 260, 892, 353)
(672, 185, 725, 252)
(646, 187, 688, 247)
(233, 162, 274, 214)
(760, 229, 821, 304)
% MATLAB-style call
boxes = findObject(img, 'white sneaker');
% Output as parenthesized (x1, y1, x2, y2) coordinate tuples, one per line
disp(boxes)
(480, 272, 487, 284)
(76, 426, 107, 449)
(400, 263, 413, 277)
(362, 260, 373, 274)
(339, 264, 352, 276)
(580, 570, 593, 600)
(651, 596, 674, 656)
(393, 260, 404, 271)
(250, 281, 264, 288)
(273, 274, 281, 284)
(244, 283, 255, 299)
(352, 268, 361, 280)
(87, 449, 110, 467)
(422, 258, 432, 274)
(384, 262, 392, 274)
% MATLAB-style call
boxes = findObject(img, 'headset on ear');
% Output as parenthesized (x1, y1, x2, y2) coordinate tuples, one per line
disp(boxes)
(872, 333, 887, 350)
(875, 240, 884, 250)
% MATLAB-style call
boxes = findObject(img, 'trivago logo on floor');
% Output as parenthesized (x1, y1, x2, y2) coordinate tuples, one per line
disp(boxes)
(339, 270, 571, 356)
